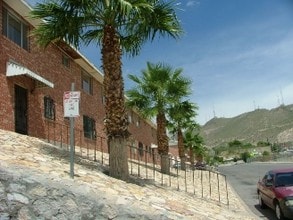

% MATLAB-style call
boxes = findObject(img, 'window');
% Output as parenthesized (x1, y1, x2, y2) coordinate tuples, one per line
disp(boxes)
(152, 128, 156, 138)
(62, 55, 70, 68)
(138, 142, 144, 157)
(102, 95, 105, 105)
(2, 7, 29, 50)
(136, 118, 140, 127)
(276, 173, 293, 187)
(82, 71, 92, 94)
(83, 115, 96, 139)
(128, 112, 132, 123)
(101, 88, 105, 104)
(44, 96, 55, 120)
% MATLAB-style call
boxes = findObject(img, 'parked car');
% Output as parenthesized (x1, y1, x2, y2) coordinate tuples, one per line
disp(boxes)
(194, 161, 206, 170)
(257, 168, 293, 220)
(172, 161, 181, 169)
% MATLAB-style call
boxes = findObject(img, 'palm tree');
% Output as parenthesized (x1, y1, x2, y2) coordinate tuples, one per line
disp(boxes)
(184, 126, 204, 166)
(30, 0, 182, 180)
(193, 135, 206, 163)
(126, 62, 191, 173)
(168, 101, 198, 170)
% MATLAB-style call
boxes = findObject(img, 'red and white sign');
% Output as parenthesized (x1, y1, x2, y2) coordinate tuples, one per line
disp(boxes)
(63, 91, 80, 117)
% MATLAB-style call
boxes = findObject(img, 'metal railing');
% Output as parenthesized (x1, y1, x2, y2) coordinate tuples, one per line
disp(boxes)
(128, 148, 229, 205)
(44, 120, 230, 205)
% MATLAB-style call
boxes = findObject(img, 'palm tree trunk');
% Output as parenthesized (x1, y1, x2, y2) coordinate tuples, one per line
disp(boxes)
(157, 112, 169, 174)
(108, 136, 129, 180)
(189, 147, 195, 165)
(177, 129, 186, 170)
(102, 25, 129, 180)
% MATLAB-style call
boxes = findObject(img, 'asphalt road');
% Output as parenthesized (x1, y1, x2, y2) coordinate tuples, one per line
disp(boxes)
(219, 162, 293, 220)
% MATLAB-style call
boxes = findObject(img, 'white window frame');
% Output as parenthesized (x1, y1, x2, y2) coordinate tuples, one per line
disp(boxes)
(2, 7, 29, 50)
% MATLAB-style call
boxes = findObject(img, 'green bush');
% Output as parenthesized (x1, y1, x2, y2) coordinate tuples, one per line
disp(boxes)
(257, 141, 271, 147)
(262, 151, 270, 156)
(271, 144, 281, 153)
(228, 140, 242, 148)
(241, 151, 251, 163)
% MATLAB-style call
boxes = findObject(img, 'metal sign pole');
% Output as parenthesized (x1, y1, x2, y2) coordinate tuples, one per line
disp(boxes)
(70, 83, 75, 178)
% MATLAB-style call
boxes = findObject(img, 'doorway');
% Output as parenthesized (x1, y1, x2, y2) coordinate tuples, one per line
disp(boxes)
(15, 85, 28, 135)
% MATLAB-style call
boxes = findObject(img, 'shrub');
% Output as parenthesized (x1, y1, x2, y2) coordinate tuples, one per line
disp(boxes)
(241, 151, 251, 163)
(262, 151, 270, 156)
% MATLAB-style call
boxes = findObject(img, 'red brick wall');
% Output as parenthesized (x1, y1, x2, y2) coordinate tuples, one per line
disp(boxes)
(169, 145, 179, 157)
(128, 111, 157, 148)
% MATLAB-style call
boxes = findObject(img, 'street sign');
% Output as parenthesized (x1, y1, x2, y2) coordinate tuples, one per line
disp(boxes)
(63, 91, 80, 117)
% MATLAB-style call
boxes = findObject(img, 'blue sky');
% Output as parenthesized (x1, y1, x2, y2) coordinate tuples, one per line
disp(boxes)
(26, 0, 293, 125)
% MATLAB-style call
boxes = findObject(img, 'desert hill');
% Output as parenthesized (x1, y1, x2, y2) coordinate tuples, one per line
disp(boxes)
(201, 104, 293, 148)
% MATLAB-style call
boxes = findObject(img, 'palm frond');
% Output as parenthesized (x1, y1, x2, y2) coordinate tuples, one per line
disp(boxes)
(83, 29, 104, 46)
(121, 0, 183, 56)
(30, 0, 88, 48)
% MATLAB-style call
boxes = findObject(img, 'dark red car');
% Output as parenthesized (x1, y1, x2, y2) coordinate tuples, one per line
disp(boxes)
(257, 167, 293, 220)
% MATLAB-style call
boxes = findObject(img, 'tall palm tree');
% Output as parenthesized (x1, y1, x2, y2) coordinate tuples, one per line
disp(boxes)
(168, 101, 198, 170)
(126, 62, 191, 173)
(30, 0, 182, 180)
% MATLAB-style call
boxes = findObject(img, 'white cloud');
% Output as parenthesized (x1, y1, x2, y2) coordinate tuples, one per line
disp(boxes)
(186, 1, 200, 7)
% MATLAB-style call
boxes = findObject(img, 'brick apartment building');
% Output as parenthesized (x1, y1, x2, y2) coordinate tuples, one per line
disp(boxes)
(0, 0, 157, 154)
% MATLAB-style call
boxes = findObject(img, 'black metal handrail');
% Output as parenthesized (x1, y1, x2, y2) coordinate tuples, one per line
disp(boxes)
(44, 120, 229, 205)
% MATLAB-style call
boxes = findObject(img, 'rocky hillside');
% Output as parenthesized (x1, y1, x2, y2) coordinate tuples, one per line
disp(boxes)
(201, 104, 293, 147)
(0, 129, 256, 220)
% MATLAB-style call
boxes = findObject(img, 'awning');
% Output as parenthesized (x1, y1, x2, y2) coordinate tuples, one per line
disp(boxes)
(6, 61, 54, 88)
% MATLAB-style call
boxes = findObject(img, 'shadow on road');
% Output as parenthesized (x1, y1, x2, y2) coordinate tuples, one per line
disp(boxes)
(254, 204, 278, 220)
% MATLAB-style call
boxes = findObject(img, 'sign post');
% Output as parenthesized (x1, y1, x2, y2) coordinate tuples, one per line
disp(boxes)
(63, 83, 80, 178)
